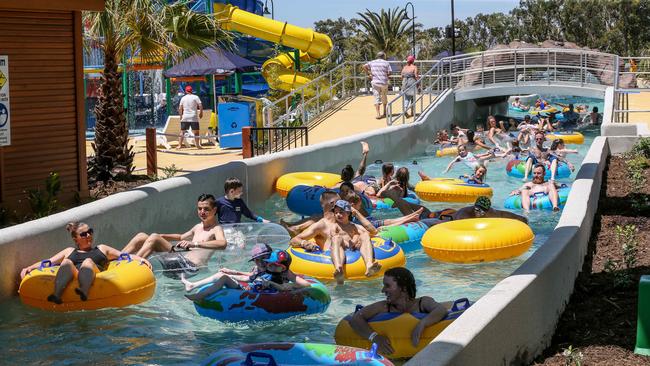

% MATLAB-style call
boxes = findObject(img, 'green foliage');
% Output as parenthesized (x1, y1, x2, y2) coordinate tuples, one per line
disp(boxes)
(161, 164, 180, 179)
(356, 7, 413, 56)
(617, 224, 638, 269)
(150, 164, 180, 181)
(630, 137, 650, 159)
(562, 345, 583, 366)
(313, 1, 650, 66)
(625, 138, 650, 199)
(603, 224, 639, 288)
(25, 172, 62, 219)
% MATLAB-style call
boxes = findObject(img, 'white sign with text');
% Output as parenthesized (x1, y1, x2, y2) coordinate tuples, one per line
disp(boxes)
(0, 55, 10, 146)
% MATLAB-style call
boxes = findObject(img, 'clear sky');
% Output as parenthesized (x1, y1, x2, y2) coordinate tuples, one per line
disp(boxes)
(272, 0, 521, 29)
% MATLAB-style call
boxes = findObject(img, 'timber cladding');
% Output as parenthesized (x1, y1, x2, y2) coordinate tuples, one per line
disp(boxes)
(0, 9, 88, 213)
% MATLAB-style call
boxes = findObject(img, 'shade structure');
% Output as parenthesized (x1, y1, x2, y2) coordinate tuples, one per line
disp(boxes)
(163, 47, 259, 77)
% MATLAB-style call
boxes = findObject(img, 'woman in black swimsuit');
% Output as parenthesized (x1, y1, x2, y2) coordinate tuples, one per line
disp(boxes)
(349, 267, 447, 355)
(20, 222, 150, 304)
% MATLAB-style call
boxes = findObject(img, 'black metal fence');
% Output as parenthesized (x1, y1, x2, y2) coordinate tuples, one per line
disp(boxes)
(246, 126, 309, 158)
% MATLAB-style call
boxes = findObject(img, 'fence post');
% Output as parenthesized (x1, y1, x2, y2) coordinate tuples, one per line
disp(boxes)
(145, 127, 157, 177)
(242, 126, 252, 159)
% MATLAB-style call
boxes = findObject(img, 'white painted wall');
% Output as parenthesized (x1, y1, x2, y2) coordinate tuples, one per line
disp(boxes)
(0, 90, 455, 301)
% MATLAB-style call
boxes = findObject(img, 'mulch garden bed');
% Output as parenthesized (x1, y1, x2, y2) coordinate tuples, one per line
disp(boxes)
(533, 156, 650, 365)
(88, 175, 153, 200)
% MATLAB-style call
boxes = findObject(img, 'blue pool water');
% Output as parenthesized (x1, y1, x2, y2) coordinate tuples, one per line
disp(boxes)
(1, 123, 600, 364)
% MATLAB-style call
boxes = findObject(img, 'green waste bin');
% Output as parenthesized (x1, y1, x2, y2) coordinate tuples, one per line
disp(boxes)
(635, 275, 650, 356)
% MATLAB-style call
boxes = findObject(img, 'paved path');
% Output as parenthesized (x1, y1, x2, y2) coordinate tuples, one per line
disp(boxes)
(617, 92, 650, 134)
(86, 94, 434, 175)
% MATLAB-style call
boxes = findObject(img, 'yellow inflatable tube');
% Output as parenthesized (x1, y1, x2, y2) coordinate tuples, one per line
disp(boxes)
(275, 172, 340, 198)
(19, 254, 155, 312)
(421, 218, 534, 263)
(530, 106, 558, 115)
(435, 146, 458, 157)
(546, 131, 584, 145)
(288, 237, 405, 281)
(334, 298, 471, 358)
(214, 3, 333, 94)
(415, 178, 493, 203)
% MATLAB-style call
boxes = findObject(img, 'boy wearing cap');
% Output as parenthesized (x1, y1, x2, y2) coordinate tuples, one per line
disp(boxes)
(178, 85, 203, 149)
(182, 243, 272, 295)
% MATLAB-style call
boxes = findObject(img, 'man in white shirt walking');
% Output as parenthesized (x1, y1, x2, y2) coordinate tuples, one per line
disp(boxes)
(178, 85, 203, 149)
(363, 51, 392, 119)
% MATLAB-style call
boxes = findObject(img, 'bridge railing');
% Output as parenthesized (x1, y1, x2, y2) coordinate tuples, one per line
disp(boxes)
(441, 48, 618, 90)
(263, 48, 638, 128)
(262, 60, 439, 128)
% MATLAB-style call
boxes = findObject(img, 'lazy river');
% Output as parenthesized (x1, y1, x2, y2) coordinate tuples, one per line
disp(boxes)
(0, 122, 600, 364)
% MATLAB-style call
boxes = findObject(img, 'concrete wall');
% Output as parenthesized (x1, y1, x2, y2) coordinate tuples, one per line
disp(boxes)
(0, 90, 455, 301)
(455, 84, 605, 102)
(406, 136, 638, 366)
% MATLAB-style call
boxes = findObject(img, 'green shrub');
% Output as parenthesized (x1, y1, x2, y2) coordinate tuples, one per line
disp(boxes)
(25, 172, 61, 219)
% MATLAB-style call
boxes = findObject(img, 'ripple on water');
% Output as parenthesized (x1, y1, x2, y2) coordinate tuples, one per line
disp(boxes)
(0, 129, 599, 364)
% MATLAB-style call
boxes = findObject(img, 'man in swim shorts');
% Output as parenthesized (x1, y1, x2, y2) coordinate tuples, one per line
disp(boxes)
(363, 52, 392, 119)
(510, 164, 561, 212)
(122, 193, 227, 278)
(523, 131, 548, 181)
(290, 200, 381, 284)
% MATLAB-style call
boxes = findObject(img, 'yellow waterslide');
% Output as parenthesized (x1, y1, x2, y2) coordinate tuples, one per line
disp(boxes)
(213, 3, 333, 94)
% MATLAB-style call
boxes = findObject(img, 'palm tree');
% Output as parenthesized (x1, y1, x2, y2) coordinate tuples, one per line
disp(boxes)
(84, 1, 232, 182)
(356, 8, 411, 57)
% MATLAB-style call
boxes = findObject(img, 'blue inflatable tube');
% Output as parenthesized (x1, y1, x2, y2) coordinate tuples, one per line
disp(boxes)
(201, 342, 392, 366)
(506, 159, 571, 180)
(191, 276, 330, 322)
(504, 185, 570, 210)
(377, 221, 429, 252)
(372, 192, 420, 212)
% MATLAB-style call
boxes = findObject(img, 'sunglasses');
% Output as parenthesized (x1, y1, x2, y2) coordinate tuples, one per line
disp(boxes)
(78, 228, 94, 238)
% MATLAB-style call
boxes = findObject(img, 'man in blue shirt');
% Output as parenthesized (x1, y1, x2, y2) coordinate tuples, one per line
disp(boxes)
(217, 177, 270, 224)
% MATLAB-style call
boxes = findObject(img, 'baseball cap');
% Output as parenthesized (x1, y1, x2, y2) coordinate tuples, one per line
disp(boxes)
(474, 196, 492, 212)
(185, 85, 193, 93)
(249, 243, 272, 261)
(334, 199, 352, 212)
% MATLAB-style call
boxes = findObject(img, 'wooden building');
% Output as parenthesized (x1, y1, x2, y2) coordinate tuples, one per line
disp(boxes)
(0, 1, 104, 214)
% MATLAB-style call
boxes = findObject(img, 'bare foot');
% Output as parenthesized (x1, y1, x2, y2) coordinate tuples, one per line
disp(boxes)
(180, 274, 195, 292)
(74, 288, 88, 301)
(279, 219, 298, 237)
(522, 177, 528, 182)
(333, 268, 345, 285)
(417, 171, 429, 181)
(365, 261, 382, 277)
(196, 145, 204, 150)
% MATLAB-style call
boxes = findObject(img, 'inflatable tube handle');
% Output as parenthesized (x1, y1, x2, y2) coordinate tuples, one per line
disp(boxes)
(117, 253, 132, 262)
(533, 191, 547, 197)
(451, 298, 471, 312)
(369, 343, 379, 359)
(38, 260, 53, 270)
(244, 352, 278, 366)
(354, 304, 364, 313)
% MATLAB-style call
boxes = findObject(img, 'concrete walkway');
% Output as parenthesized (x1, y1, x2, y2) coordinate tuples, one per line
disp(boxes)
(87, 94, 435, 175)
(620, 92, 650, 134)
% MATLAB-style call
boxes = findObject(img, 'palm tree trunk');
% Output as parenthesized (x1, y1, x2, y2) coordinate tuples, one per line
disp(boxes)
(90, 48, 134, 181)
